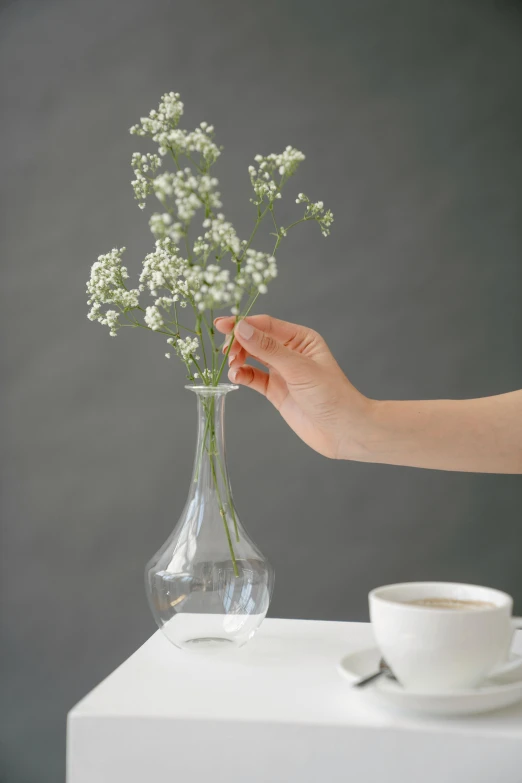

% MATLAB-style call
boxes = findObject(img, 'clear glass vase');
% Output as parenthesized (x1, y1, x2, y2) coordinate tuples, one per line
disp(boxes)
(145, 384, 274, 651)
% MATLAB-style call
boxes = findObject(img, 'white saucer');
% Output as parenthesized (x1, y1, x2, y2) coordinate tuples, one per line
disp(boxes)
(338, 647, 522, 716)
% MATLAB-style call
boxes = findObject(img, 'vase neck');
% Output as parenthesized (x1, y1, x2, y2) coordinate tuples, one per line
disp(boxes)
(188, 386, 235, 495)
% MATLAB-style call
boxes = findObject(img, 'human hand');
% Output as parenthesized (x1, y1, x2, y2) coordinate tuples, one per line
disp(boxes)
(215, 315, 522, 473)
(214, 314, 374, 459)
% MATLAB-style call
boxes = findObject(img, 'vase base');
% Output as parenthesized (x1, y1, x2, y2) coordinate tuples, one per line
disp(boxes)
(182, 636, 237, 651)
(158, 612, 267, 651)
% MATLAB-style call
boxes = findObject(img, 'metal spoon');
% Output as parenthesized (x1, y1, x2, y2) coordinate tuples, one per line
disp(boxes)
(354, 658, 396, 688)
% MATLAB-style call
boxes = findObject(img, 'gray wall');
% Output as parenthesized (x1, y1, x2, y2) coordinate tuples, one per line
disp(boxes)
(1, 0, 521, 780)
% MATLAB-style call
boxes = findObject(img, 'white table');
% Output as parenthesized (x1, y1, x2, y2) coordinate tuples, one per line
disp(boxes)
(67, 618, 522, 783)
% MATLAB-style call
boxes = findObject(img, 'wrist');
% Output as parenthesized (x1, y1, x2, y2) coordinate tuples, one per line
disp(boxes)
(336, 395, 384, 462)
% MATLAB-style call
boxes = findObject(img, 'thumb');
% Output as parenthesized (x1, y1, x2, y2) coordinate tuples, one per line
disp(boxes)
(234, 319, 308, 381)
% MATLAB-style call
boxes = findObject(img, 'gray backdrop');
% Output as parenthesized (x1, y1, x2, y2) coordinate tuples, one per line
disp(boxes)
(1, 0, 521, 780)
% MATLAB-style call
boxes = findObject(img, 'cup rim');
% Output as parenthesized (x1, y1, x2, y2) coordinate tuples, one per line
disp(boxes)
(369, 581, 512, 613)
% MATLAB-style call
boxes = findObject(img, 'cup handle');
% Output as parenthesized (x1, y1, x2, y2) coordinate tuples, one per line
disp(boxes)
(490, 617, 522, 679)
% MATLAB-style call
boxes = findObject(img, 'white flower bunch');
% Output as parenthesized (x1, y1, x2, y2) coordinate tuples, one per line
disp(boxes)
(129, 92, 185, 139)
(193, 368, 214, 382)
(236, 250, 277, 298)
(139, 239, 187, 297)
(87, 248, 140, 336)
(201, 214, 242, 257)
(295, 193, 334, 237)
(152, 169, 222, 221)
(158, 125, 220, 165)
(144, 305, 164, 331)
(189, 264, 234, 312)
(172, 335, 200, 363)
(148, 212, 184, 243)
(248, 146, 305, 206)
(87, 90, 333, 382)
(131, 153, 162, 209)
(130, 93, 220, 163)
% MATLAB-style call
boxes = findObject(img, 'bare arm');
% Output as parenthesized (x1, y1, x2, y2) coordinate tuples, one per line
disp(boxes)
(357, 392, 522, 473)
(215, 315, 522, 475)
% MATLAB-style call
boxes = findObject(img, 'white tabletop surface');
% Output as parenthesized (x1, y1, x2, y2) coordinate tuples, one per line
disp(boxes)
(67, 618, 522, 783)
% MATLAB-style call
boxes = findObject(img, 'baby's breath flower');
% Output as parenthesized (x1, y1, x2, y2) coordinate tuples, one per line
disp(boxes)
(130, 92, 184, 138)
(295, 193, 334, 236)
(153, 169, 222, 222)
(131, 153, 161, 208)
(156, 127, 220, 164)
(248, 147, 305, 205)
(149, 212, 184, 243)
(236, 250, 277, 297)
(202, 214, 241, 256)
(144, 305, 164, 331)
(139, 238, 188, 298)
(187, 264, 232, 311)
(86, 247, 140, 335)
(130, 93, 220, 164)
(275, 146, 306, 177)
(175, 336, 200, 363)
(90, 90, 333, 367)
(154, 296, 174, 309)
(151, 172, 175, 201)
(193, 368, 214, 382)
(193, 237, 210, 258)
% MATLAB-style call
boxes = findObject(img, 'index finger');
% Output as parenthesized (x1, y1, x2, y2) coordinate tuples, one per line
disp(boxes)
(214, 314, 309, 347)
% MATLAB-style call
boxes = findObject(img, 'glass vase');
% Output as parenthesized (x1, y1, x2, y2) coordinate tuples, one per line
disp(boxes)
(145, 384, 274, 651)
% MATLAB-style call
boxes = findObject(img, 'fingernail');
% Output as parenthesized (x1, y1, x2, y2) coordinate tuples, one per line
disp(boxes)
(236, 320, 254, 340)
(229, 368, 238, 381)
(214, 316, 226, 324)
(228, 350, 238, 365)
(221, 336, 231, 353)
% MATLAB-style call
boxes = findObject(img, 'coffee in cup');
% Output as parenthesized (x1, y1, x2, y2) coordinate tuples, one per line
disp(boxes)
(404, 598, 494, 610)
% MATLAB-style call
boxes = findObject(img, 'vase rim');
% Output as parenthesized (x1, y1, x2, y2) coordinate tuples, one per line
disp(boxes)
(185, 383, 239, 395)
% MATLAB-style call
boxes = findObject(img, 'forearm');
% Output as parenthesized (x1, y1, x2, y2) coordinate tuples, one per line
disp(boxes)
(346, 390, 522, 474)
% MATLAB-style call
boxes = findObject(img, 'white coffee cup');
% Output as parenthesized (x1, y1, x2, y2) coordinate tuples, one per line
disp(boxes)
(369, 582, 522, 692)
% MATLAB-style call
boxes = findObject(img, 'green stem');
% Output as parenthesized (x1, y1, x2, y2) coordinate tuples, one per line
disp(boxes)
(184, 233, 193, 265)
(173, 302, 179, 325)
(186, 152, 204, 173)
(191, 354, 205, 379)
(196, 316, 208, 371)
(215, 318, 239, 381)
(237, 205, 271, 262)
(206, 408, 239, 577)
(242, 292, 261, 319)
(215, 449, 239, 542)
(194, 404, 211, 482)
(129, 320, 181, 340)
(213, 203, 293, 383)
(269, 207, 279, 235)
(206, 311, 217, 378)
(284, 216, 311, 232)
(211, 459, 239, 577)
(134, 305, 198, 335)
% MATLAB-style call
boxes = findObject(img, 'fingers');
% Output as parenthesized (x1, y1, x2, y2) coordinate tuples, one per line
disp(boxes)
(221, 334, 240, 356)
(214, 316, 236, 335)
(229, 344, 247, 368)
(228, 364, 269, 396)
(232, 318, 308, 381)
(215, 314, 313, 350)
(227, 363, 289, 409)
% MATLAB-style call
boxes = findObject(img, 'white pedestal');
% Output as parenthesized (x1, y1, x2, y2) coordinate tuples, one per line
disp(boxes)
(67, 618, 522, 783)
